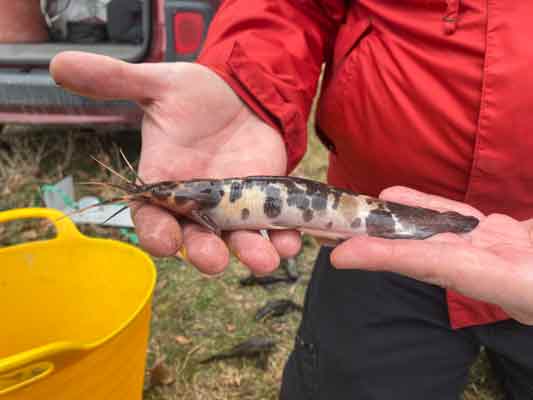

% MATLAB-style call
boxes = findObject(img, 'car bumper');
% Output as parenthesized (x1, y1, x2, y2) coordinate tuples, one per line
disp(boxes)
(0, 69, 142, 125)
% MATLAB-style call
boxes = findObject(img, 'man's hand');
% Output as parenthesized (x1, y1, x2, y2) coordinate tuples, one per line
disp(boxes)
(331, 186, 533, 325)
(50, 52, 301, 275)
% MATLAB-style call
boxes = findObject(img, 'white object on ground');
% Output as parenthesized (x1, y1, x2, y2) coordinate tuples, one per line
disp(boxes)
(42, 175, 134, 228)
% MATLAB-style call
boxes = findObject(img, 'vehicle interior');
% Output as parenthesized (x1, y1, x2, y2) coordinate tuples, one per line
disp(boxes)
(0, 0, 151, 65)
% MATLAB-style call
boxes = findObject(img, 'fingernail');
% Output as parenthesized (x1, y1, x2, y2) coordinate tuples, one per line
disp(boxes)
(199, 270, 225, 279)
(228, 244, 249, 266)
(176, 245, 193, 267)
(177, 245, 187, 260)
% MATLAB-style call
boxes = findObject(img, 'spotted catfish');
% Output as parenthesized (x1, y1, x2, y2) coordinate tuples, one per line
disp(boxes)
(79, 164, 479, 242)
(141, 176, 479, 241)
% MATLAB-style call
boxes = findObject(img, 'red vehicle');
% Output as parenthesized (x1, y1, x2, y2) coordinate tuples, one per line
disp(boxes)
(0, 0, 219, 126)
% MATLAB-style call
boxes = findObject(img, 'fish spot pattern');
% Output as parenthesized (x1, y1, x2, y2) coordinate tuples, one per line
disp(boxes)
(264, 185, 282, 218)
(351, 218, 362, 229)
(311, 195, 327, 211)
(330, 189, 345, 210)
(365, 210, 396, 238)
(303, 209, 314, 222)
(287, 193, 310, 210)
(197, 180, 225, 209)
(229, 181, 243, 203)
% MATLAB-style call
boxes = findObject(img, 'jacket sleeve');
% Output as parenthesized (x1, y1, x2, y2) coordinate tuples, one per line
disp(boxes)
(196, 0, 347, 173)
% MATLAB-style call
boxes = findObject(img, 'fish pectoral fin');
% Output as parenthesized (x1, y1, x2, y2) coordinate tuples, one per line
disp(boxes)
(189, 210, 221, 236)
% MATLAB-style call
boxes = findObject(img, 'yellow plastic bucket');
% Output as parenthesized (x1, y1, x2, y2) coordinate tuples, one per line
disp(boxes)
(0, 208, 157, 399)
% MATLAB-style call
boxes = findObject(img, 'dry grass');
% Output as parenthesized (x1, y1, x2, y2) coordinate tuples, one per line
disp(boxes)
(0, 124, 504, 399)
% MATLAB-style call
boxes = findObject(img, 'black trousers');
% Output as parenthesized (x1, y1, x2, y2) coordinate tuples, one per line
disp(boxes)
(280, 247, 533, 399)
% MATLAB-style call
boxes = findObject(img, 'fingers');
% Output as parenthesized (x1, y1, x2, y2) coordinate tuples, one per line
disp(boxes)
(49, 51, 167, 102)
(268, 230, 302, 259)
(332, 235, 466, 277)
(222, 230, 301, 275)
(380, 186, 484, 219)
(224, 231, 280, 275)
(330, 235, 507, 303)
(181, 223, 230, 275)
(132, 202, 295, 275)
(132, 204, 182, 257)
(138, 222, 296, 276)
(134, 209, 298, 275)
(133, 204, 231, 275)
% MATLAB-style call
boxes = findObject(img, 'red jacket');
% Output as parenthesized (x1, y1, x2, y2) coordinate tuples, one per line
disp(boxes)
(197, 1, 533, 329)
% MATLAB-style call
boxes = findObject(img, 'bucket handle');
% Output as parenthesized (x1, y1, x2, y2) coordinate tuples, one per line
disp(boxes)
(0, 343, 84, 396)
(0, 208, 84, 244)
(0, 361, 54, 395)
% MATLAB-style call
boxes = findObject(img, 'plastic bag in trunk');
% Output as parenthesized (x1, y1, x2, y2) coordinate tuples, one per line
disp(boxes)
(40, 0, 111, 43)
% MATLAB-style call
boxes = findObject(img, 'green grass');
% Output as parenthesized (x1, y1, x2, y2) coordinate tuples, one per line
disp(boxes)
(0, 125, 504, 399)
(143, 254, 312, 400)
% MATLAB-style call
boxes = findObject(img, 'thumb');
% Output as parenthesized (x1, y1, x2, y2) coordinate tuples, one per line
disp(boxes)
(50, 51, 167, 102)
(331, 236, 507, 304)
